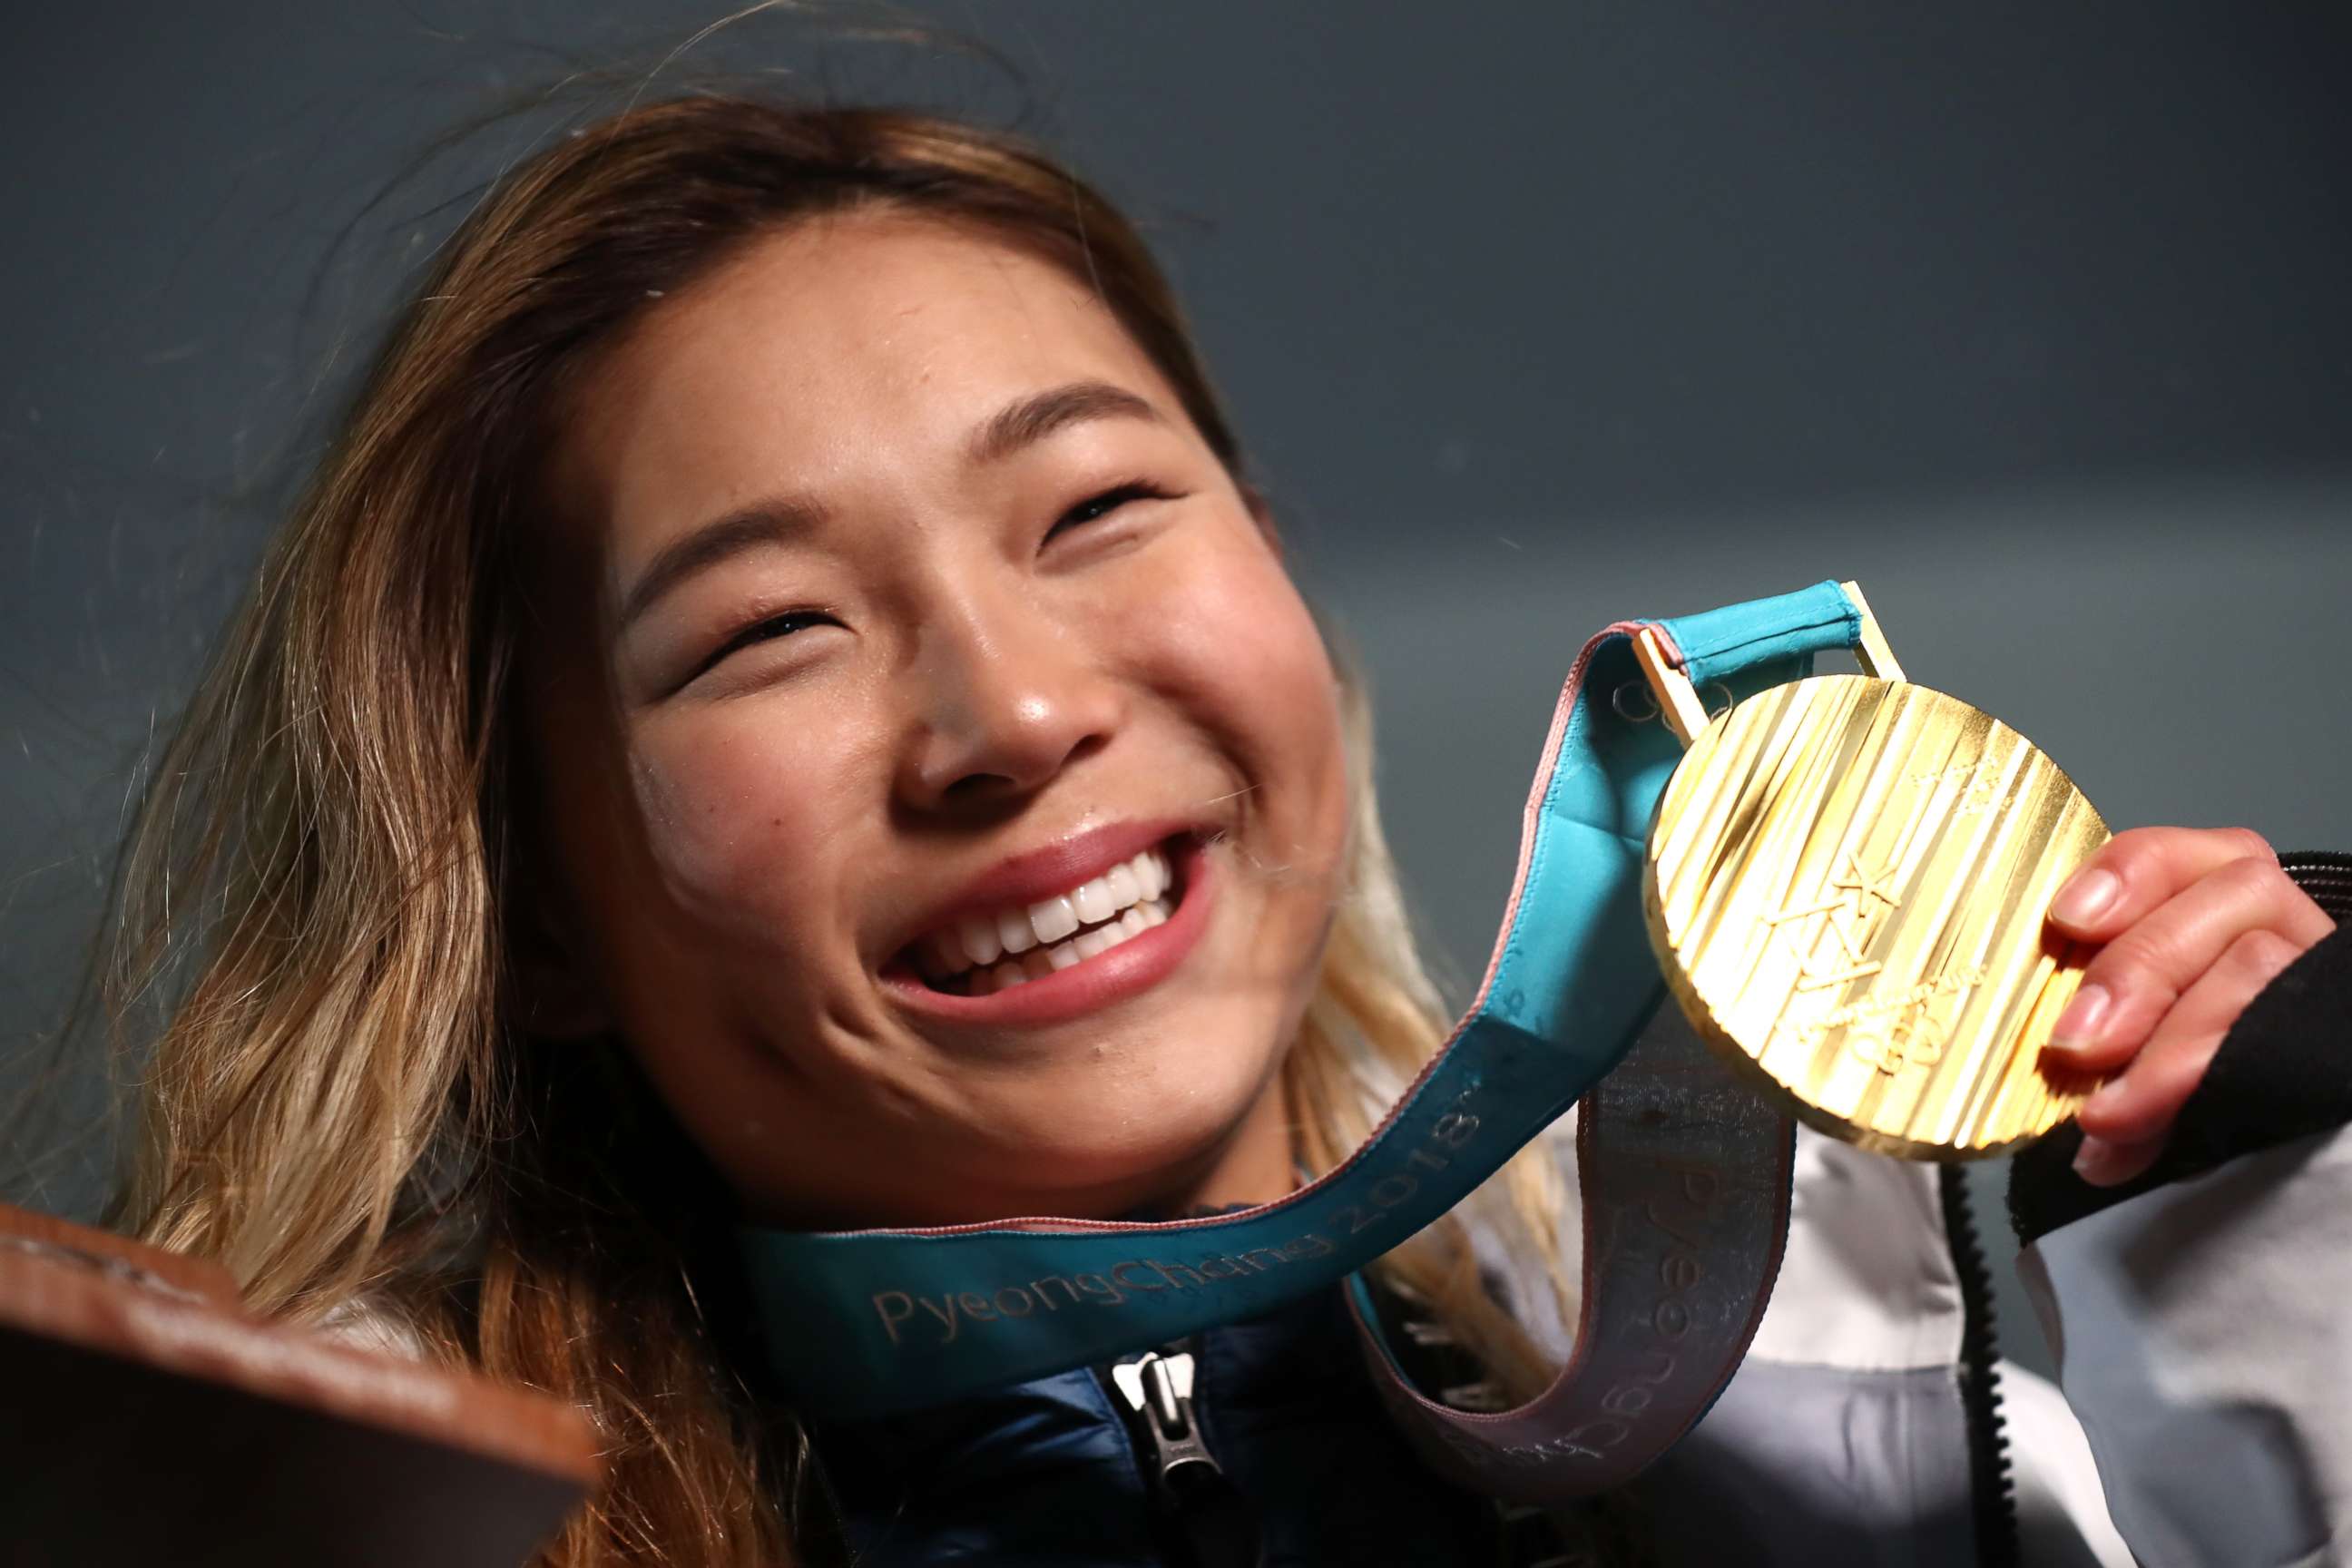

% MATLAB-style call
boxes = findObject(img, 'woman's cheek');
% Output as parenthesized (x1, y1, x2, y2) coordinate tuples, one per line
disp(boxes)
(1149, 525, 1332, 703)
(1142, 534, 1348, 844)
(624, 712, 856, 940)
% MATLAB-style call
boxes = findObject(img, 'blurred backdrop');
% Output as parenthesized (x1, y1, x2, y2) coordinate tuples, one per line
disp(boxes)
(6, 2, 2350, 1380)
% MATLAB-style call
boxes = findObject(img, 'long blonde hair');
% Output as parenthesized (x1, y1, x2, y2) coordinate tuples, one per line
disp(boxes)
(103, 92, 1571, 1565)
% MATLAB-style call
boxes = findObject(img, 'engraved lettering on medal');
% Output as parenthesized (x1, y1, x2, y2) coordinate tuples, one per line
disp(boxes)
(1845, 1004, 1944, 1076)
(1757, 797, 2000, 1074)
(1913, 756, 2001, 816)
(1764, 849, 1901, 991)
(1831, 970, 1984, 1074)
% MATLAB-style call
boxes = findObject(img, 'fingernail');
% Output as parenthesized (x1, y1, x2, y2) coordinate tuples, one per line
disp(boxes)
(2051, 867, 2122, 927)
(2083, 1080, 2129, 1119)
(2073, 1135, 2127, 1185)
(2049, 984, 2111, 1050)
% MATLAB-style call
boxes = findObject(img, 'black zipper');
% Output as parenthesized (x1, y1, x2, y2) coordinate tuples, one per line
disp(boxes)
(1939, 1165, 2021, 1567)
(1101, 1338, 1262, 1568)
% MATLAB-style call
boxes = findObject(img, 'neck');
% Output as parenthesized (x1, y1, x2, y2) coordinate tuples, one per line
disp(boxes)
(1148, 1069, 1297, 1217)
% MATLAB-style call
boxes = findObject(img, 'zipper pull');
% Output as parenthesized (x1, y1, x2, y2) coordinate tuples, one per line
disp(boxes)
(1110, 1350, 1219, 1489)
(1108, 1348, 1261, 1567)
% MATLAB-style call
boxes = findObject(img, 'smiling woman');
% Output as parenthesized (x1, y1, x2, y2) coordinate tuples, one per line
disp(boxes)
(93, 97, 1570, 1565)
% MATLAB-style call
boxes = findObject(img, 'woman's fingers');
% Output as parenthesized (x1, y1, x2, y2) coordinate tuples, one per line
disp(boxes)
(2071, 926, 2308, 1183)
(2046, 825, 2283, 941)
(2042, 824, 2334, 1187)
(2045, 854, 2335, 1073)
(2068, 1133, 2167, 1188)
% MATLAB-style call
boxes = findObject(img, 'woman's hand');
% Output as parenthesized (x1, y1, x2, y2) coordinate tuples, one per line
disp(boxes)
(2044, 827, 2337, 1185)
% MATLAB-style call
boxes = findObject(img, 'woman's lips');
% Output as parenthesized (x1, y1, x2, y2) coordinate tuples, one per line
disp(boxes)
(891, 818, 1193, 953)
(882, 837, 1212, 1025)
(910, 842, 1176, 988)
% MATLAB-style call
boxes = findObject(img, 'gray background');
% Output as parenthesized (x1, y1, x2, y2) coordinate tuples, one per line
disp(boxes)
(7, 3, 2351, 1384)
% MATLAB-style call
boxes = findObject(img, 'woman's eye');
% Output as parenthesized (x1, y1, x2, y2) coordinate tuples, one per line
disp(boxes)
(696, 609, 836, 679)
(1045, 480, 1172, 542)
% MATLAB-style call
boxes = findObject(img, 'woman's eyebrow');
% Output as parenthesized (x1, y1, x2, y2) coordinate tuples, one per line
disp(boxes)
(966, 379, 1161, 466)
(616, 496, 825, 636)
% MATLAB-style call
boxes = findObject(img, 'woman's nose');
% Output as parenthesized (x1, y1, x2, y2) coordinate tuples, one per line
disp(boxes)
(894, 603, 1124, 813)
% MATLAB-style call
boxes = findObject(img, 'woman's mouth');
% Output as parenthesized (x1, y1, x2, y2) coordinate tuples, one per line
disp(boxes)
(882, 833, 1210, 1023)
(905, 844, 1178, 995)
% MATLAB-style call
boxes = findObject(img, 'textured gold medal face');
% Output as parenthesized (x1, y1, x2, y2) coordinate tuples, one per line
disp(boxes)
(1644, 674, 2111, 1160)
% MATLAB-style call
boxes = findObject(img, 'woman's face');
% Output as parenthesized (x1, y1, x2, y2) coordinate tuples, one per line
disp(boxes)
(525, 213, 1352, 1229)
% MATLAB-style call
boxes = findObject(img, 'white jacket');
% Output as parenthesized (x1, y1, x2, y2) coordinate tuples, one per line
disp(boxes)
(1602, 1046, 2350, 1565)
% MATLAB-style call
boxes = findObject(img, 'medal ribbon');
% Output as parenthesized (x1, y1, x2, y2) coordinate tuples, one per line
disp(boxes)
(739, 581, 1865, 1498)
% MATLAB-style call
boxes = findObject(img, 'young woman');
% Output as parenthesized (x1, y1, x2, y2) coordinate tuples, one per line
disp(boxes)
(99, 94, 2351, 1566)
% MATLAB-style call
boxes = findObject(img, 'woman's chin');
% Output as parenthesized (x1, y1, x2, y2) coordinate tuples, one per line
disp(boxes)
(942, 1058, 1293, 1223)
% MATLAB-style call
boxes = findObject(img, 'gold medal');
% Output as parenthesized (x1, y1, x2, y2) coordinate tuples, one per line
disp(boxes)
(1637, 583, 2110, 1160)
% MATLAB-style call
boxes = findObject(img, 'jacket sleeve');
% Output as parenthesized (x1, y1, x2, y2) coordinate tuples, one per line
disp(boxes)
(2011, 852, 2352, 1568)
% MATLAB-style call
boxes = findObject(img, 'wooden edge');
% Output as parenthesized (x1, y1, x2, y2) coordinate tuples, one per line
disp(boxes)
(1632, 626, 1710, 746)
(0, 1200, 244, 1311)
(0, 1236, 603, 1491)
(1836, 579, 1908, 685)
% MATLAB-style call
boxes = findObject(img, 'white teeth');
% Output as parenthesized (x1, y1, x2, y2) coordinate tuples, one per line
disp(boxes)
(996, 907, 1037, 957)
(916, 848, 1178, 990)
(1029, 894, 1080, 946)
(957, 915, 1004, 968)
(935, 897, 1175, 994)
(1063, 898, 1167, 967)
(1072, 877, 1114, 926)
